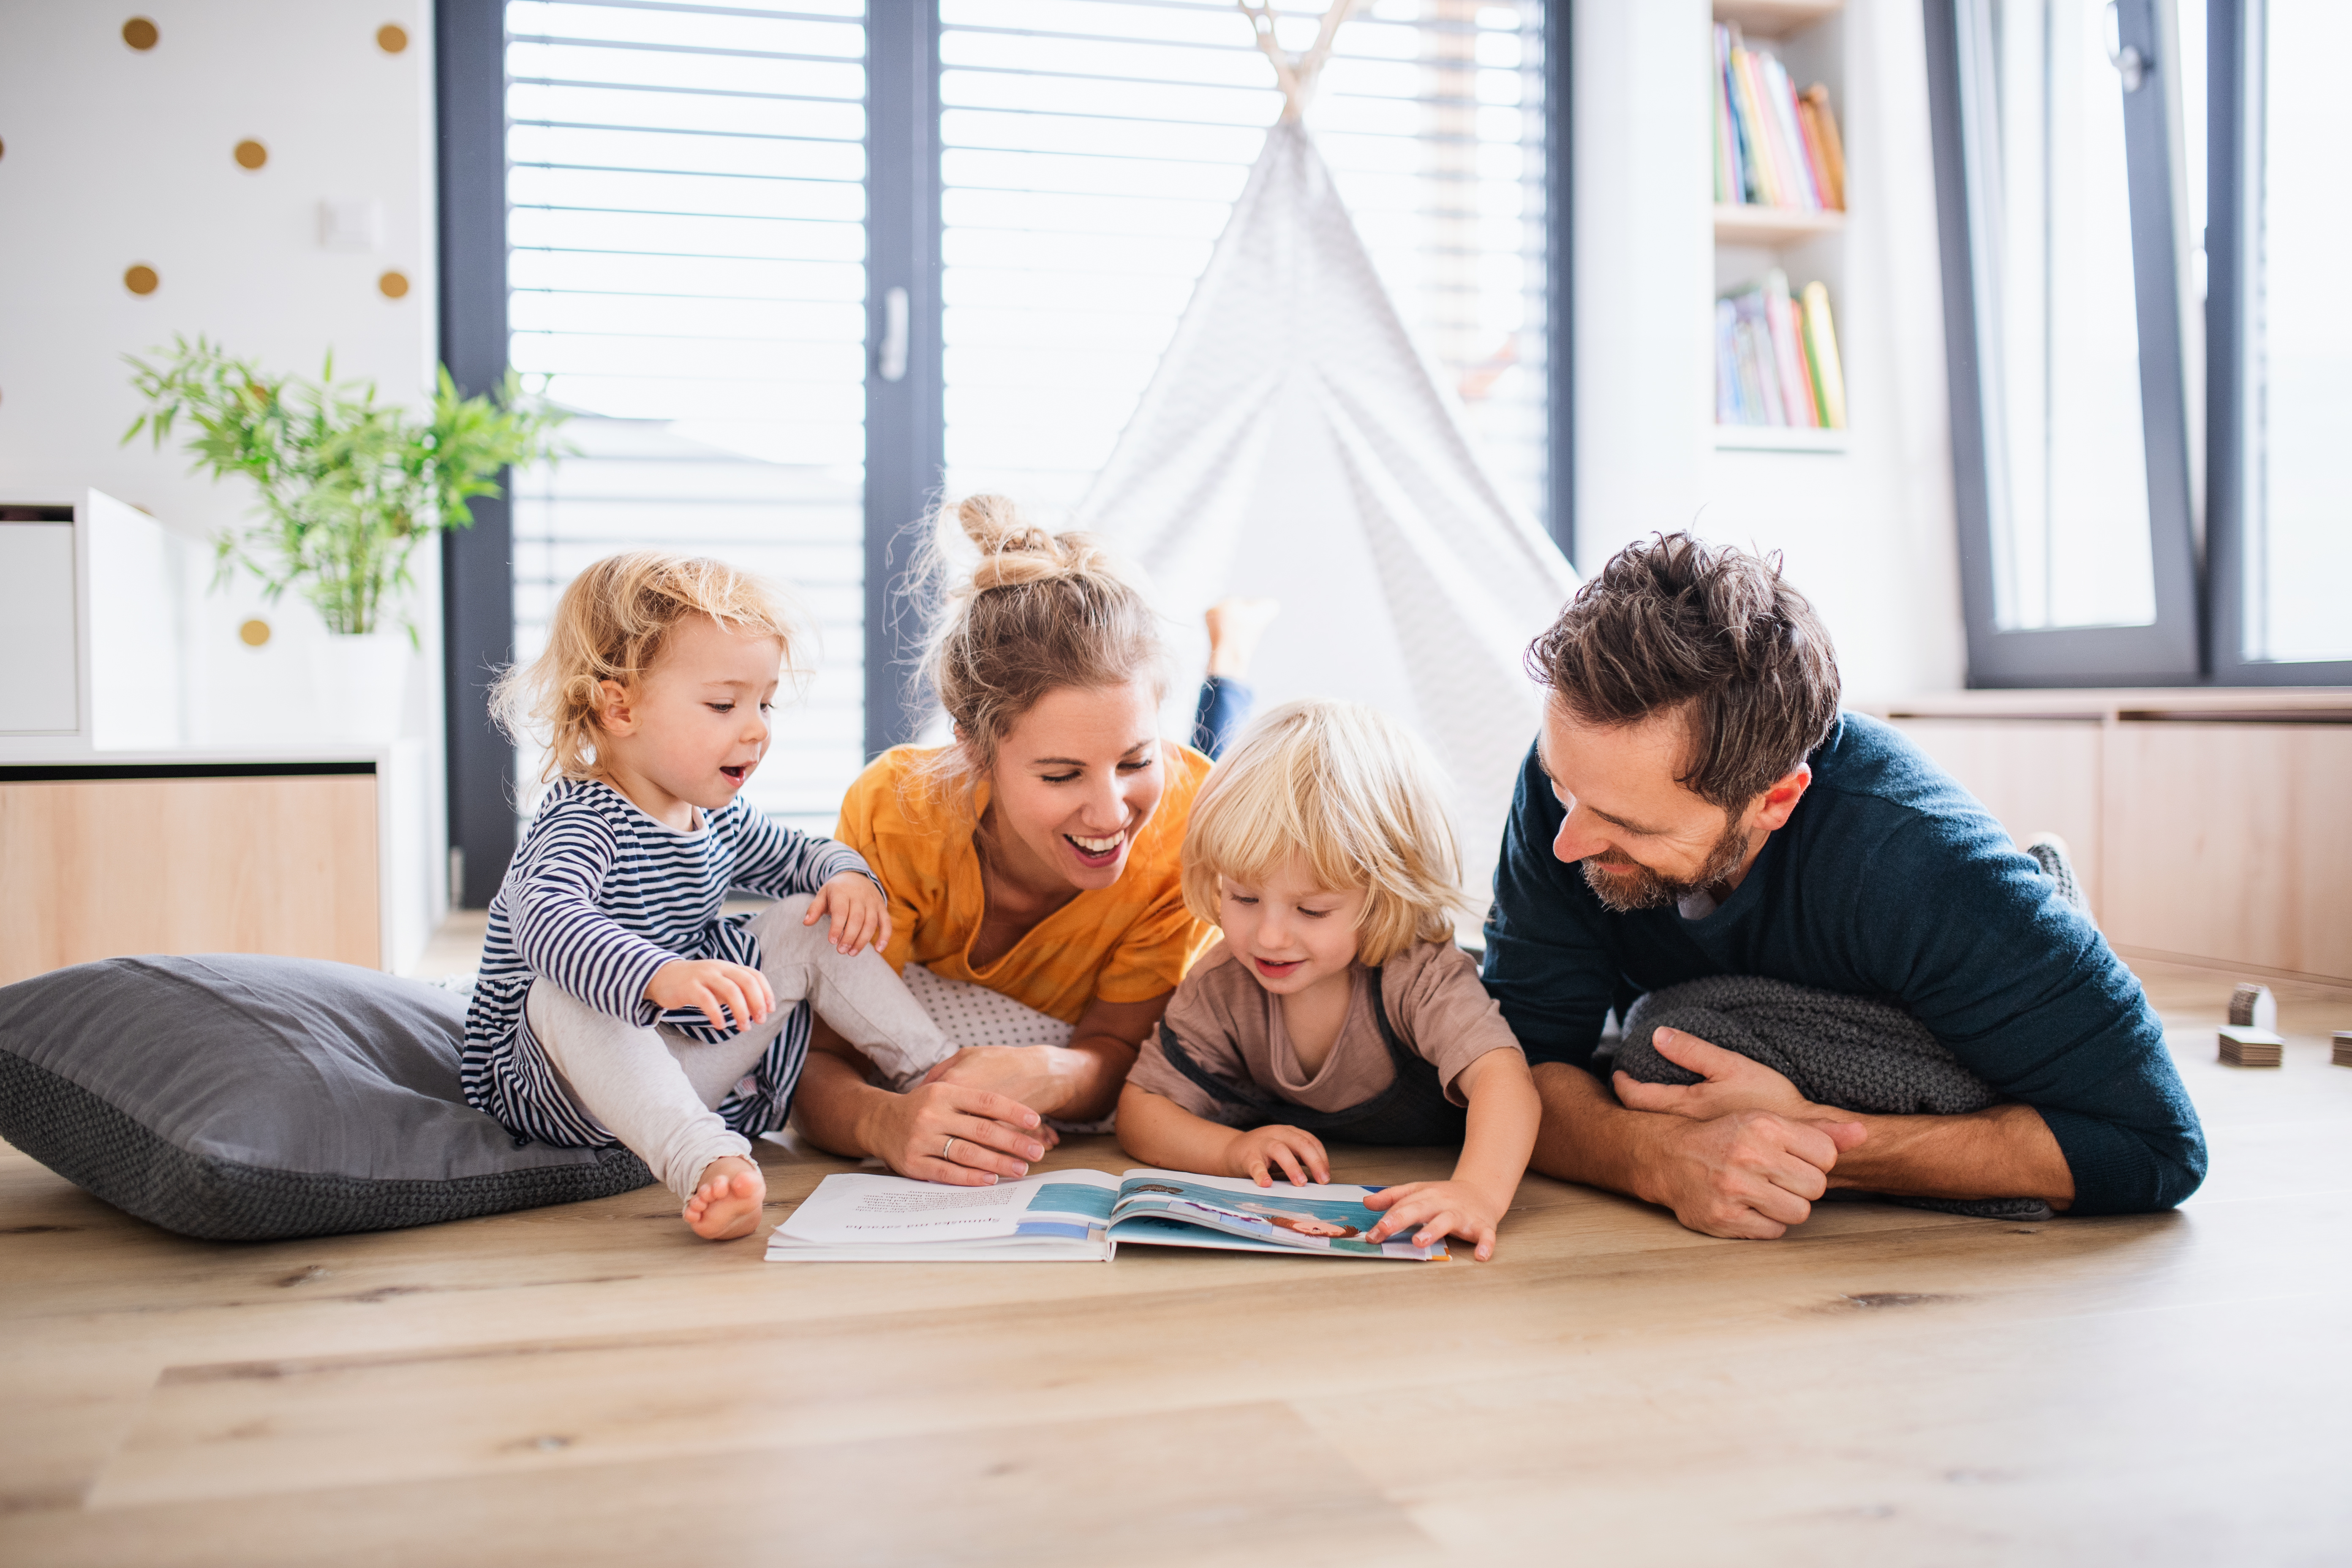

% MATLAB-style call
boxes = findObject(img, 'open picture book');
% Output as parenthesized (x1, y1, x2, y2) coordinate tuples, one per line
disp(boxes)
(765, 1168, 1453, 1263)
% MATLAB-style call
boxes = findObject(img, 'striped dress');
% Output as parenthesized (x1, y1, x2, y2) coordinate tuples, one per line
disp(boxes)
(461, 776, 876, 1147)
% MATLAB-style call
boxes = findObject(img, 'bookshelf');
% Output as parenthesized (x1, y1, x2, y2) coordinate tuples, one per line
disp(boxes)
(1715, 424, 1848, 455)
(1713, 0, 1843, 34)
(1712, 204, 1844, 247)
(1710, 0, 1848, 452)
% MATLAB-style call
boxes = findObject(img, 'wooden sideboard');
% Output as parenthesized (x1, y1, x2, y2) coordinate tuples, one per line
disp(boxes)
(1, 496, 443, 983)
(0, 759, 384, 986)
(1870, 689, 2352, 985)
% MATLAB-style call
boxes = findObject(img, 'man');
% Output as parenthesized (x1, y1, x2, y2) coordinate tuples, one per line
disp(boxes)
(1482, 534, 2204, 1238)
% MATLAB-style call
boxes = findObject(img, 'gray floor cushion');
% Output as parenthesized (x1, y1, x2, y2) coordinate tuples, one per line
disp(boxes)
(0, 954, 652, 1241)
(1614, 975, 2055, 1223)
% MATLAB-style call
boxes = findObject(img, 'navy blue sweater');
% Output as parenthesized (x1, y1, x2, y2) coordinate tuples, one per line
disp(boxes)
(1481, 713, 2205, 1215)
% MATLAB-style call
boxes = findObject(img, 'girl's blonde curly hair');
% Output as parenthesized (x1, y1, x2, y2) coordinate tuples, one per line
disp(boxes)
(492, 550, 804, 784)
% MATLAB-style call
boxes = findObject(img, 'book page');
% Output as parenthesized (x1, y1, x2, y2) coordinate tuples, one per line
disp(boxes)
(1107, 1169, 1448, 1261)
(773, 1169, 1119, 1246)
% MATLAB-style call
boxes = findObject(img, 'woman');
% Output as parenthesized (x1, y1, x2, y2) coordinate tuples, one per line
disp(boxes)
(789, 495, 1271, 1184)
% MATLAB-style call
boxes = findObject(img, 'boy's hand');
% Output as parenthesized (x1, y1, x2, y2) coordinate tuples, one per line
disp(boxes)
(1224, 1124, 1331, 1188)
(1361, 1179, 1510, 1261)
(806, 872, 891, 955)
(647, 959, 773, 1033)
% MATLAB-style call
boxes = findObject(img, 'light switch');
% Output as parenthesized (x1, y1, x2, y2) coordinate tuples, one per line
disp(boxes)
(319, 199, 384, 253)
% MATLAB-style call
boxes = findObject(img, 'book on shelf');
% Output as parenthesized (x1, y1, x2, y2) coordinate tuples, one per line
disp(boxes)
(765, 1167, 1454, 1263)
(1714, 23, 1845, 212)
(1717, 268, 1847, 430)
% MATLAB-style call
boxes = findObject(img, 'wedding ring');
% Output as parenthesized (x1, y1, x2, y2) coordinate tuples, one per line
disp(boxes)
(942, 1135, 956, 1160)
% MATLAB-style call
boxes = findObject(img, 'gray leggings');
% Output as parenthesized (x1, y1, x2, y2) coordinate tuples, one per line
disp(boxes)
(526, 897, 946, 1203)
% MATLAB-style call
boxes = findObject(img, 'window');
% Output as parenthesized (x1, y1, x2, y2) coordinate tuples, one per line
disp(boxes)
(2224, 0, 2352, 670)
(1928, 0, 2200, 683)
(504, 0, 871, 831)
(1967, 0, 2155, 631)
(1931, 0, 2349, 686)
(935, 0, 1552, 528)
(437, 0, 1568, 897)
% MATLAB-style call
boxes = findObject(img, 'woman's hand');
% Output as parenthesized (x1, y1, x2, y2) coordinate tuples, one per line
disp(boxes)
(806, 872, 891, 956)
(1223, 1124, 1331, 1188)
(917, 1045, 1099, 1119)
(1361, 1178, 1512, 1261)
(854, 1079, 1054, 1187)
(906, 997, 1168, 1125)
(646, 959, 773, 1032)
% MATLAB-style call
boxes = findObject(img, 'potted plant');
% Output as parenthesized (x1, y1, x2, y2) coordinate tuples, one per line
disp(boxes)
(125, 335, 569, 740)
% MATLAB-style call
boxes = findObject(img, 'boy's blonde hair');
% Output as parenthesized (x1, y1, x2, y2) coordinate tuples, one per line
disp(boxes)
(492, 550, 804, 784)
(1181, 698, 1471, 966)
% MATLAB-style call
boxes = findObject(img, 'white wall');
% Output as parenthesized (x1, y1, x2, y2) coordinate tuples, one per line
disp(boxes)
(0, 2, 437, 520)
(1574, 0, 1967, 700)
(0, 0, 447, 940)
(0, 0, 442, 722)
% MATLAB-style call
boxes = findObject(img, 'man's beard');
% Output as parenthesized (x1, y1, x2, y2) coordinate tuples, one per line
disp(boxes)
(1579, 817, 1753, 913)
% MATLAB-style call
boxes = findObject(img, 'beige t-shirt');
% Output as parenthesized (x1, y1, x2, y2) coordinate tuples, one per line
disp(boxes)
(1126, 938, 1524, 1122)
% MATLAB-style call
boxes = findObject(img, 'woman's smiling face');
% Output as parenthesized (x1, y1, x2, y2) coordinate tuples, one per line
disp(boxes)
(980, 678, 1166, 893)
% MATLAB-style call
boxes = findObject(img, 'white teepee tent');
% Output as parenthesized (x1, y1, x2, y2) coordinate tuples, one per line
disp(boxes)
(1068, 4, 1582, 900)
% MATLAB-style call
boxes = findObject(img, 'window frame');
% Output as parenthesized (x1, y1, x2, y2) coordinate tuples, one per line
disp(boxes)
(1546, 0, 1573, 563)
(1923, 0, 2203, 688)
(437, 0, 520, 909)
(863, 0, 945, 757)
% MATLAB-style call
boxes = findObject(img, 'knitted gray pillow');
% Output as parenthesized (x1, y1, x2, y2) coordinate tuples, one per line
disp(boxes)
(0, 954, 651, 1241)
(1615, 975, 2054, 1222)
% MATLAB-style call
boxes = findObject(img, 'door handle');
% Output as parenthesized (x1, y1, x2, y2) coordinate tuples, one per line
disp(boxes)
(2105, 0, 2147, 92)
(877, 286, 909, 382)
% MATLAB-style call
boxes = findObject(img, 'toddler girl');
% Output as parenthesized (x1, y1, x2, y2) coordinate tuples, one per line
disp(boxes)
(1116, 699, 1540, 1259)
(464, 552, 951, 1240)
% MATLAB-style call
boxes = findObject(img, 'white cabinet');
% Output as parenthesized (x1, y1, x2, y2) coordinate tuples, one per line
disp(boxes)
(0, 490, 442, 975)
(0, 512, 79, 735)
(0, 490, 190, 749)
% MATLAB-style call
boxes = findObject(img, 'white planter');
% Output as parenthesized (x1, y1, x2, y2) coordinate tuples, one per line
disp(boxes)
(318, 631, 411, 745)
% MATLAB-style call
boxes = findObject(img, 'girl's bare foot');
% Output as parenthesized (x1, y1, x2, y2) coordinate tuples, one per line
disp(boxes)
(1204, 597, 1280, 679)
(683, 1154, 766, 1240)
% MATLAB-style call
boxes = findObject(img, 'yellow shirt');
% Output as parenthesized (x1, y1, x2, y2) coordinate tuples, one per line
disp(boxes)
(835, 742, 1217, 1025)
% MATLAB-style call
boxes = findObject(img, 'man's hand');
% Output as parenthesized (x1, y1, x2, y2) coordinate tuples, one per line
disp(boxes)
(805, 872, 890, 955)
(1529, 1057, 2067, 1239)
(1224, 1124, 1331, 1188)
(1614, 1027, 1820, 1122)
(1646, 1109, 1867, 1238)
(646, 959, 773, 1033)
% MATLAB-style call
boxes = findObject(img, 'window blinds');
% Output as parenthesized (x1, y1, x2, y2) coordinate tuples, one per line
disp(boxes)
(937, 0, 1550, 526)
(505, 0, 870, 830)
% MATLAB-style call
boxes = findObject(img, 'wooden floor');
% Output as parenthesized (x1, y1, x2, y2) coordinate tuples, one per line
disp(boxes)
(5, 959, 2349, 1565)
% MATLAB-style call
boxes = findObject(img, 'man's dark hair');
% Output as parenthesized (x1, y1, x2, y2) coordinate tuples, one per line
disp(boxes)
(1526, 532, 1841, 810)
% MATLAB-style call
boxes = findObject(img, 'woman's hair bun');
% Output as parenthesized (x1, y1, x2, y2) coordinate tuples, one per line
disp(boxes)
(954, 493, 1112, 593)
(956, 494, 1052, 558)
(907, 492, 1167, 796)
